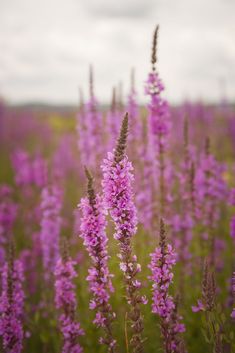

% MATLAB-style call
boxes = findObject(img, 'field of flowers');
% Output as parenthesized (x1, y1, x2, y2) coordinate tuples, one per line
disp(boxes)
(0, 27, 235, 353)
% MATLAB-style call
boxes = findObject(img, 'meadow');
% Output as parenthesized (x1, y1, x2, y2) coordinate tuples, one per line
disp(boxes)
(0, 28, 234, 353)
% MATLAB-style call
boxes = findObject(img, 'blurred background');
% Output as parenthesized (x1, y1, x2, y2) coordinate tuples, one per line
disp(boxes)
(0, 0, 235, 107)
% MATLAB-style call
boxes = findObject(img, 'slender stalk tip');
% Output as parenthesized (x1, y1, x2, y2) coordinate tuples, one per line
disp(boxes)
(111, 87, 116, 112)
(61, 238, 69, 263)
(84, 166, 96, 209)
(114, 112, 129, 164)
(159, 218, 167, 254)
(131, 68, 135, 91)
(205, 136, 210, 155)
(151, 25, 159, 71)
(183, 114, 189, 148)
(89, 64, 94, 98)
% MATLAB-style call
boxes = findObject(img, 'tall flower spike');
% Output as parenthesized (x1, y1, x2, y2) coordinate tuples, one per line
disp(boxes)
(107, 87, 122, 150)
(101, 114, 147, 353)
(149, 219, 186, 353)
(117, 82, 124, 112)
(145, 26, 171, 220)
(54, 242, 84, 353)
(127, 68, 141, 145)
(0, 244, 25, 353)
(80, 65, 103, 169)
(192, 258, 216, 312)
(79, 168, 117, 352)
(40, 185, 62, 282)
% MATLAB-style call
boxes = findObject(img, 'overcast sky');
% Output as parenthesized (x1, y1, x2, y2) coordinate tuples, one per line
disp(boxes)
(0, 0, 235, 104)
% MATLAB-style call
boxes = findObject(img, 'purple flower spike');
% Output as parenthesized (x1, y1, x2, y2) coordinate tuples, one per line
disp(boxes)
(101, 113, 146, 353)
(149, 219, 186, 353)
(79, 168, 117, 352)
(40, 185, 62, 281)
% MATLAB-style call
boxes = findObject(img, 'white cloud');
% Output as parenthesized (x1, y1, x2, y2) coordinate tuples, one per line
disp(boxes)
(0, 0, 234, 104)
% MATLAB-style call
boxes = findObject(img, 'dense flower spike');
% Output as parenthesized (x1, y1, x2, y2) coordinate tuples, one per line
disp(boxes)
(101, 113, 146, 353)
(0, 247, 25, 353)
(149, 219, 186, 353)
(54, 244, 84, 353)
(192, 259, 224, 352)
(192, 259, 216, 313)
(40, 185, 62, 281)
(145, 25, 171, 219)
(79, 168, 117, 352)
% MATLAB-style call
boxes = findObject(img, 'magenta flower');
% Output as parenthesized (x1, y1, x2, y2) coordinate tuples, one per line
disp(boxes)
(79, 169, 117, 352)
(0, 254, 25, 353)
(101, 114, 146, 352)
(54, 252, 84, 353)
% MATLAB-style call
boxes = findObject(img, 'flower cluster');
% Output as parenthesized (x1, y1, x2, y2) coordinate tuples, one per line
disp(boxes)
(79, 169, 116, 351)
(101, 114, 146, 352)
(0, 256, 25, 353)
(149, 219, 186, 352)
(40, 185, 62, 281)
(54, 253, 84, 353)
